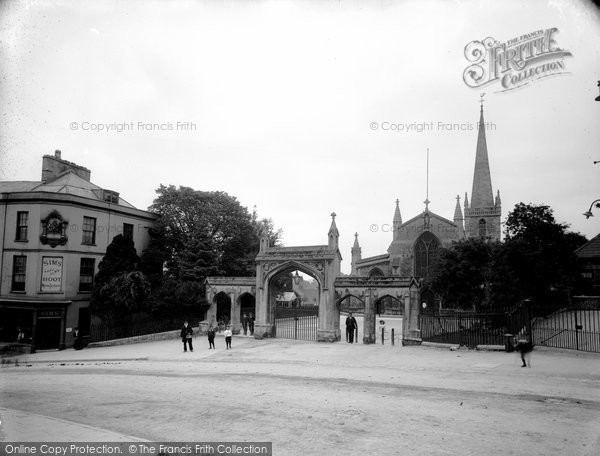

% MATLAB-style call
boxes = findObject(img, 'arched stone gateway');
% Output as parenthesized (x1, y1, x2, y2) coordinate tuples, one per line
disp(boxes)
(203, 213, 423, 345)
(334, 276, 421, 344)
(204, 277, 256, 334)
(253, 214, 342, 342)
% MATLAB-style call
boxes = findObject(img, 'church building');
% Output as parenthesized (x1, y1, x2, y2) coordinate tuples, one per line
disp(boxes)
(350, 103, 501, 308)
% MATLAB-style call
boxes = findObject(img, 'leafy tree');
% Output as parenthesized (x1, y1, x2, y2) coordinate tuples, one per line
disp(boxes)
(427, 238, 493, 310)
(501, 203, 587, 304)
(428, 203, 587, 310)
(142, 185, 282, 317)
(90, 235, 150, 322)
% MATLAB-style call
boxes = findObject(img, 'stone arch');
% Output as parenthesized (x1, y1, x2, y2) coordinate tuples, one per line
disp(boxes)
(264, 260, 324, 291)
(336, 294, 365, 314)
(237, 291, 256, 326)
(414, 231, 440, 280)
(373, 294, 403, 316)
(368, 267, 385, 277)
(213, 291, 232, 325)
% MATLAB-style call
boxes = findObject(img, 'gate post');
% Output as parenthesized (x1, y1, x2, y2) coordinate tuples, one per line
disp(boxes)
(253, 275, 274, 339)
(402, 283, 422, 345)
(363, 291, 376, 344)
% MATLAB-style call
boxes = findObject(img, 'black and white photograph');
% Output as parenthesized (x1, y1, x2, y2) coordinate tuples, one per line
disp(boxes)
(1, 0, 599, 454)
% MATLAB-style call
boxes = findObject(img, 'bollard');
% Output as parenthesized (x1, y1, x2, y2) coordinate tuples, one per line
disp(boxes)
(381, 327, 384, 345)
(391, 328, 395, 346)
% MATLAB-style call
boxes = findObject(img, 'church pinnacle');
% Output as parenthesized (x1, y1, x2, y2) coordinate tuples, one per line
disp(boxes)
(350, 232, 362, 275)
(328, 212, 339, 249)
(392, 199, 402, 241)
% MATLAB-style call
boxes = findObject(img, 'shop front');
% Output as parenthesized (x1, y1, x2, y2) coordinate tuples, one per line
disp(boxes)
(0, 299, 70, 352)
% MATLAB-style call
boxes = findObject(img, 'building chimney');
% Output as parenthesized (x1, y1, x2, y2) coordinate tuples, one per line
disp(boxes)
(41, 149, 91, 182)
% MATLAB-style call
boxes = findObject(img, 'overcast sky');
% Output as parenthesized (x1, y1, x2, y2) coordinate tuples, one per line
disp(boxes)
(1, 0, 599, 274)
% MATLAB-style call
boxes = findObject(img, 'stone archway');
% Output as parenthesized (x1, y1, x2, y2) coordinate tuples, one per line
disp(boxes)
(254, 214, 342, 342)
(215, 292, 231, 325)
(334, 276, 420, 344)
(204, 277, 256, 334)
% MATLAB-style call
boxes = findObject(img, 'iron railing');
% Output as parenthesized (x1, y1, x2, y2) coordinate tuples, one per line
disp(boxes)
(90, 317, 188, 342)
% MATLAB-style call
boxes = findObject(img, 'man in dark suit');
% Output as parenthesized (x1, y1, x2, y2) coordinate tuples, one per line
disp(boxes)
(181, 320, 193, 352)
(345, 312, 358, 343)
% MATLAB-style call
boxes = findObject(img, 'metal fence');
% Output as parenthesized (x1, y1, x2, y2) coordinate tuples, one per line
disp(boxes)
(274, 305, 319, 341)
(531, 296, 600, 353)
(420, 297, 600, 353)
(90, 316, 187, 342)
(420, 305, 529, 348)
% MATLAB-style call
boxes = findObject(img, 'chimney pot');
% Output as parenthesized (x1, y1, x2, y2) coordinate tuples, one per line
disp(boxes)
(55, 149, 61, 159)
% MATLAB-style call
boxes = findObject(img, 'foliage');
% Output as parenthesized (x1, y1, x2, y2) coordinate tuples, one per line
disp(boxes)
(428, 203, 587, 310)
(141, 185, 282, 317)
(427, 238, 493, 310)
(90, 235, 150, 321)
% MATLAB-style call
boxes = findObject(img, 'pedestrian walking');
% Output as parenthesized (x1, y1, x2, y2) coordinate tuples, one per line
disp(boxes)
(207, 325, 216, 349)
(181, 320, 194, 352)
(224, 325, 232, 349)
(515, 334, 533, 367)
(345, 312, 358, 343)
(248, 312, 255, 335)
(241, 313, 249, 335)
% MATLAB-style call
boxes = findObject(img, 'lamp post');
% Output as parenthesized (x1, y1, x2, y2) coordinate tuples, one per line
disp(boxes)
(583, 199, 600, 219)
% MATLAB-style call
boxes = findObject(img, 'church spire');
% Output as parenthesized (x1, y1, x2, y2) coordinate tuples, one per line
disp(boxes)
(470, 95, 495, 208)
(464, 96, 501, 242)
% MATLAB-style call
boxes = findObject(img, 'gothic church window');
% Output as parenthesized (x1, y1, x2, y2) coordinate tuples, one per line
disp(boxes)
(368, 267, 384, 277)
(414, 231, 440, 280)
(478, 219, 487, 237)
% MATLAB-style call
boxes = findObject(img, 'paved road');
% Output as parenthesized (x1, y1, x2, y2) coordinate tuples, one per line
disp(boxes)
(2, 337, 599, 455)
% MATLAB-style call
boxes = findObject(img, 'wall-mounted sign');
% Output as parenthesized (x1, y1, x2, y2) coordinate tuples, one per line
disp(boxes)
(41, 257, 63, 292)
(39, 310, 62, 318)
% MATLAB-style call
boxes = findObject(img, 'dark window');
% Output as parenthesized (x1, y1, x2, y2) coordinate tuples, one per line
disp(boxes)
(16, 211, 28, 241)
(123, 223, 133, 239)
(12, 255, 27, 291)
(82, 217, 96, 245)
(478, 219, 487, 237)
(414, 231, 440, 280)
(79, 258, 95, 292)
(368, 268, 385, 277)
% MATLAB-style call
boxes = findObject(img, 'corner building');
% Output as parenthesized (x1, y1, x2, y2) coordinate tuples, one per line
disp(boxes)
(0, 150, 157, 351)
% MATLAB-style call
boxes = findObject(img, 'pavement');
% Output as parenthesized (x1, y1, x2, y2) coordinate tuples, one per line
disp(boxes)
(0, 407, 148, 442)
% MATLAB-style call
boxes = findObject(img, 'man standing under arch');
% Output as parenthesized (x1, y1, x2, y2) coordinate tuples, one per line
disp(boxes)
(345, 312, 358, 344)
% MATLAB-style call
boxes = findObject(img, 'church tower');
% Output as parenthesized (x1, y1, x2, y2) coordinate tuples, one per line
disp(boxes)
(464, 100, 501, 241)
